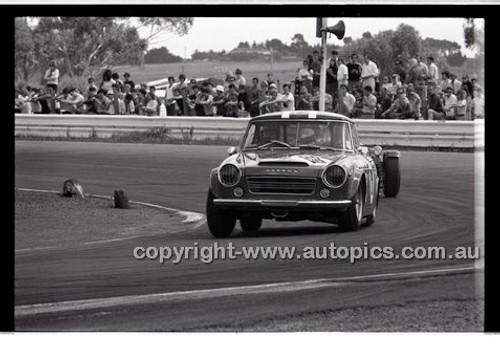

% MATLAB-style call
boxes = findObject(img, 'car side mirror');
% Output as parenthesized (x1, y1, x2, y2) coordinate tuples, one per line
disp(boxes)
(227, 146, 239, 156)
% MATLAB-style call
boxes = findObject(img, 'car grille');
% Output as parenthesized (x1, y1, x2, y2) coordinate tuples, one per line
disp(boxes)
(247, 177, 317, 195)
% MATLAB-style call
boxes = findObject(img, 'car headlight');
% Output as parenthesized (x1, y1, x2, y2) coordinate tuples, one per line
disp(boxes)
(322, 165, 347, 188)
(218, 164, 242, 187)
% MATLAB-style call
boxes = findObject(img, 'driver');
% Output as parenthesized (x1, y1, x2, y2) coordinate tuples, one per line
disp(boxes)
(298, 127, 316, 144)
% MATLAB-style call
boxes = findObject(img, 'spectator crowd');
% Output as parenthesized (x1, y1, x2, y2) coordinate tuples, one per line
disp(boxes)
(15, 53, 484, 120)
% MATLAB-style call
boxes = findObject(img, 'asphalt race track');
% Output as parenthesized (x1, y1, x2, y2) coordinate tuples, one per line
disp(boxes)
(14, 141, 482, 331)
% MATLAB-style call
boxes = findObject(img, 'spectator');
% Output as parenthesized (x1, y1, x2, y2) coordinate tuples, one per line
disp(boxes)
(347, 53, 362, 92)
(334, 84, 356, 117)
(266, 73, 275, 87)
(134, 88, 148, 115)
(360, 54, 379, 92)
(123, 72, 135, 90)
(29, 87, 42, 114)
(440, 71, 452, 92)
(234, 68, 247, 87)
(461, 75, 474, 99)
(427, 83, 445, 120)
(375, 87, 393, 119)
(34, 86, 56, 114)
(461, 85, 473, 120)
(212, 85, 228, 116)
(248, 77, 261, 117)
(164, 76, 177, 116)
(450, 89, 468, 121)
(442, 87, 458, 120)
(60, 87, 85, 114)
(426, 56, 439, 84)
(173, 74, 188, 115)
(296, 85, 313, 111)
(237, 84, 251, 112)
(311, 85, 333, 112)
(144, 95, 159, 117)
(43, 61, 59, 93)
(83, 86, 98, 114)
(310, 50, 322, 88)
(261, 85, 283, 113)
(112, 72, 123, 89)
(326, 58, 338, 102)
(277, 83, 295, 112)
(352, 89, 363, 118)
(187, 84, 202, 116)
(298, 59, 313, 93)
(358, 85, 377, 119)
(472, 88, 484, 119)
(407, 57, 426, 118)
(205, 82, 216, 96)
(393, 59, 406, 84)
(381, 87, 413, 119)
(197, 86, 215, 116)
(336, 57, 349, 91)
(388, 74, 402, 98)
(224, 84, 241, 118)
(258, 80, 271, 115)
(449, 73, 462, 94)
(100, 69, 116, 95)
(124, 93, 136, 115)
(149, 86, 162, 115)
(107, 84, 126, 115)
(87, 77, 98, 92)
(406, 82, 422, 120)
(94, 89, 112, 114)
(416, 55, 429, 76)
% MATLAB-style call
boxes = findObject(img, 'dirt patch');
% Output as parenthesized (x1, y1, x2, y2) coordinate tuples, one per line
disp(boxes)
(200, 299, 484, 332)
(15, 189, 191, 251)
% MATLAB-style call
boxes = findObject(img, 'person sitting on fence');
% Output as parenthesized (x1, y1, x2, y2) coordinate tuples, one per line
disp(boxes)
(381, 87, 413, 119)
(406, 82, 422, 120)
(224, 84, 241, 118)
(375, 87, 393, 119)
(296, 85, 313, 111)
(442, 86, 458, 120)
(334, 84, 355, 117)
(211, 85, 227, 116)
(94, 89, 112, 114)
(59, 87, 85, 114)
(237, 84, 251, 113)
(311, 85, 333, 112)
(277, 83, 295, 112)
(196, 86, 215, 117)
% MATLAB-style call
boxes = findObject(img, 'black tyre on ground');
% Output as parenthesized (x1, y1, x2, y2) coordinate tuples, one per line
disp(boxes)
(206, 190, 236, 238)
(383, 157, 401, 198)
(240, 217, 262, 232)
(339, 182, 364, 232)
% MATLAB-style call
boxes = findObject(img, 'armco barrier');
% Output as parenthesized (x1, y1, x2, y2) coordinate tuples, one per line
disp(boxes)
(15, 114, 484, 149)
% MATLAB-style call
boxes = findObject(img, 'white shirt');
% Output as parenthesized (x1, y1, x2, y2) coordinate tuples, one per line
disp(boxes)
(428, 63, 439, 82)
(443, 94, 458, 117)
(44, 68, 59, 85)
(277, 92, 295, 111)
(337, 63, 349, 86)
(361, 60, 379, 79)
(343, 93, 356, 113)
(473, 95, 484, 118)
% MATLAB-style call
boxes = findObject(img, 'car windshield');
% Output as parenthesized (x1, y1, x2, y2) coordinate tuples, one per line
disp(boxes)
(243, 120, 354, 151)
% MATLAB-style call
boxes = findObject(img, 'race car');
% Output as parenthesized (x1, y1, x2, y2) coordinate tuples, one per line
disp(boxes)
(206, 111, 400, 237)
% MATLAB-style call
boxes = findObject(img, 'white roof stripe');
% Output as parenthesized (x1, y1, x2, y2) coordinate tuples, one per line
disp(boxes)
(281, 112, 291, 119)
(308, 111, 318, 119)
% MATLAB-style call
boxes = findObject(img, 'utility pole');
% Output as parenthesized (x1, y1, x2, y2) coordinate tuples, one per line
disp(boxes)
(318, 18, 328, 112)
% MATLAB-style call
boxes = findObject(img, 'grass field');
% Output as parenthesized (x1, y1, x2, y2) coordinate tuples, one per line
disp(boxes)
(114, 60, 302, 85)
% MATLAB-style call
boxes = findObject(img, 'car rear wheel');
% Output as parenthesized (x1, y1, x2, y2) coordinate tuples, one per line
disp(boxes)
(240, 218, 262, 232)
(206, 190, 236, 238)
(383, 157, 401, 198)
(339, 183, 364, 232)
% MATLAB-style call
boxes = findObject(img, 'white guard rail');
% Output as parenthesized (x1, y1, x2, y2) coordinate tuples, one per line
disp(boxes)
(15, 114, 484, 149)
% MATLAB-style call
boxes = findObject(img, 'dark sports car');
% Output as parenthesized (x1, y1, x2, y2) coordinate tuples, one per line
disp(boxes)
(207, 111, 401, 237)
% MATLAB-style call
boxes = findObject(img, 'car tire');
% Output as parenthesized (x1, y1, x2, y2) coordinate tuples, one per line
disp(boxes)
(240, 218, 262, 232)
(383, 157, 401, 198)
(339, 183, 364, 232)
(365, 187, 379, 227)
(206, 190, 236, 238)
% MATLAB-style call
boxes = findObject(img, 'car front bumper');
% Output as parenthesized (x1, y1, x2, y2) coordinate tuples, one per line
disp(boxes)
(213, 199, 352, 209)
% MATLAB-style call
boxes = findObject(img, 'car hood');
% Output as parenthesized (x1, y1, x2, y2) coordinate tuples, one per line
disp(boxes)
(239, 150, 352, 168)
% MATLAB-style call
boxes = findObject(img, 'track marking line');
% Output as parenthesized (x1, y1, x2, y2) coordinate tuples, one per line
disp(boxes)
(15, 188, 206, 253)
(15, 265, 480, 318)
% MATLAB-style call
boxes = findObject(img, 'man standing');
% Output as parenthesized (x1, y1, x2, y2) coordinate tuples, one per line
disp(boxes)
(346, 53, 362, 92)
(234, 68, 247, 87)
(310, 50, 322, 89)
(123, 72, 135, 90)
(393, 60, 406, 84)
(43, 61, 59, 93)
(164, 76, 177, 116)
(426, 56, 439, 85)
(336, 57, 349, 90)
(360, 54, 379, 92)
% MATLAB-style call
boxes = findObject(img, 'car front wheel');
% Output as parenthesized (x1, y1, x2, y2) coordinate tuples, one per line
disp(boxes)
(206, 190, 236, 238)
(339, 183, 364, 232)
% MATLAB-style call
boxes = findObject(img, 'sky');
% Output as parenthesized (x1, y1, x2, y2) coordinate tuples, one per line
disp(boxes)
(140, 17, 484, 59)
